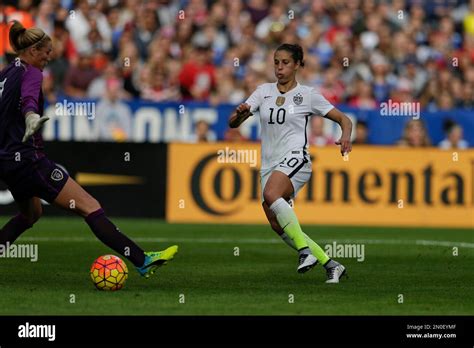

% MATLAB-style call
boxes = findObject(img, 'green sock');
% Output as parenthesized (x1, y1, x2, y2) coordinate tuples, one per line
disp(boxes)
(269, 198, 308, 250)
(302, 232, 330, 265)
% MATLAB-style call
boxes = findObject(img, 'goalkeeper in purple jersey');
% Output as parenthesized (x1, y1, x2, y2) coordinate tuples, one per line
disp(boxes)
(0, 21, 177, 278)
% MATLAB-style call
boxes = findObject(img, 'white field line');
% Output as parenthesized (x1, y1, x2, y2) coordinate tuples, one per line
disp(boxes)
(17, 236, 474, 248)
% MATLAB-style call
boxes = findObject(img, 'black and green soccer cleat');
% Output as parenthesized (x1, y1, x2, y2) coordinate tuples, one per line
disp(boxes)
(136, 245, 178, 278)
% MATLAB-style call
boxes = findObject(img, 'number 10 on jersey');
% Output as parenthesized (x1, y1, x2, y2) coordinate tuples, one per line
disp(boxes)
(268, 107, 286, 125)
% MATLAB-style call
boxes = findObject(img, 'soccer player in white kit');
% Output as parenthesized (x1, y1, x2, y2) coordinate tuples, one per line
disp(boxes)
(229, 44, 352, 283)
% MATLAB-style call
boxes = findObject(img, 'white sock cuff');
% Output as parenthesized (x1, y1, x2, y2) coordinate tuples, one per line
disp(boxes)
(269, 197, 287, 215)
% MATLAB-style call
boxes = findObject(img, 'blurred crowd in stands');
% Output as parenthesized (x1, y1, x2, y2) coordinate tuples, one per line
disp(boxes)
(0, 0, 472, 147)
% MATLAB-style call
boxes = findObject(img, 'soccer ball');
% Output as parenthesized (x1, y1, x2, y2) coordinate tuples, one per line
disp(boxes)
(90, 255, 128, 291)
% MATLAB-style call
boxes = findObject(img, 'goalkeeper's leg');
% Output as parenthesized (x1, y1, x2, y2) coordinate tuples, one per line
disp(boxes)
(53, 177, 177, 277)
(0, 198, 42, 247)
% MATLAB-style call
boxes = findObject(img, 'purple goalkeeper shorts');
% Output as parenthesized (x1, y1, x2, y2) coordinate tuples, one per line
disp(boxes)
(0, 157, 69, 203)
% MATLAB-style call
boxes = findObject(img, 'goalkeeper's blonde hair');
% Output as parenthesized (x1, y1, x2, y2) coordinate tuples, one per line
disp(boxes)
(9, 20, 51, 54)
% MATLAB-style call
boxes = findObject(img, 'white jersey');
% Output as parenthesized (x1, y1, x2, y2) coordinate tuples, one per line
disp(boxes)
(245, 82, 334, 170)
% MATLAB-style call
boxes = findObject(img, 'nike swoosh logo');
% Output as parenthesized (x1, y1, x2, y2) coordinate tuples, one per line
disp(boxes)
(264, 96, 271, 99)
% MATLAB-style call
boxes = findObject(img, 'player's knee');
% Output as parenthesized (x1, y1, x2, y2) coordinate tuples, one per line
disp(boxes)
(79, 198, 101, 217)
(86, 198, 101, 215)
(31, 205, 42, 224)
(263, 190, 280, 206)
(22, 205, 42, 225)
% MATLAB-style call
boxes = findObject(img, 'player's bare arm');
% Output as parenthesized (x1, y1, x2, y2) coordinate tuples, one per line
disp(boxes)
(229, 103, 252, 128)
(325, 108, 353, 156)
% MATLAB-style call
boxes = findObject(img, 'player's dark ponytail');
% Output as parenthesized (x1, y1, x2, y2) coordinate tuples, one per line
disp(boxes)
(276, 43, 305, 67)
(9, 20, 50, 53)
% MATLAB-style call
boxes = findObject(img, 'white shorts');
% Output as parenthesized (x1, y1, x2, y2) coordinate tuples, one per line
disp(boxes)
(260, 153, 312, 203)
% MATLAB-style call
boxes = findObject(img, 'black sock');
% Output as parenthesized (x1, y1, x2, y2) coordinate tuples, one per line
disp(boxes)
(85, 208, 145, 267)
(0, 214, 33, 246)
(323, 259, 337, 269)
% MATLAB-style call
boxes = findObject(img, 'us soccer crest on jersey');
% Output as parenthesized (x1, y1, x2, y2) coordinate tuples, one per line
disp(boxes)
(293, 93, 303, 105)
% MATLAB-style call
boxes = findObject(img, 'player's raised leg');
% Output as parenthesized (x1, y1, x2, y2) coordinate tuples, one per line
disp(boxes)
(263, 200, 330, 263)
(263, 171, 317, 273)
(0, 197, 42, 247)
(53, 176, 177, 278)
(262, 175, 346, 282)
(262, 201, 297, 250)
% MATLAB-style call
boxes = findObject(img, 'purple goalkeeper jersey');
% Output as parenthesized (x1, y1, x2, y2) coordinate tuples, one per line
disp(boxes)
(0, 60, 45, 161)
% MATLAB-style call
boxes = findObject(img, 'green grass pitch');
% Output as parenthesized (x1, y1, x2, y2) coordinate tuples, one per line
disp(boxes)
(0, 216, 472, 315)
